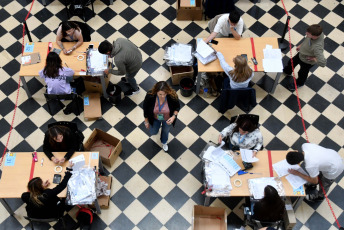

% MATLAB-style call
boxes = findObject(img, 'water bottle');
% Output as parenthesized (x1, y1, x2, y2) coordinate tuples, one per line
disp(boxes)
(203, 88, 208, 98)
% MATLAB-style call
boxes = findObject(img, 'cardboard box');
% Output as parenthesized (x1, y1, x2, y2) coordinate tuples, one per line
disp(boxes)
(177, 0, 202, 21)
(169, 66, 194, 85)
(97, 175, 112, 209)
(283, 198, 296, 230)
(83, 93, 102, 121)
(192, 205, 227, 230)
(180, 0, 195, 7)
(84, 76, 110, 94)
(84, 128, 122, 167)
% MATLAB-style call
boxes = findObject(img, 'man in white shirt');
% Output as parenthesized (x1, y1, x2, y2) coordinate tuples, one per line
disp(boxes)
(286, 143, 344, 202)
(205, 10, 244, 43)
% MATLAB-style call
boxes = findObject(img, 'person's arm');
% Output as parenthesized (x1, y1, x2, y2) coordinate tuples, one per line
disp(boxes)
(63, 132, 79, 160)
(50, 167, 73, 196)
(204, 32, 218, 44)
(73, 30, 84, 49)
(216, 52, 234, 76)
(312, 45, 326, 67)
(64, 68, 75, 83)
(109, 61, 126, 75)
(143, 94, 152, 129)
(252, 129, 263, 157)
(166, 96, 180, 125)
(288, 169, 318, 184)
(43, 133, 56, 162)
(219, 123, 236, 143)
(230, 26, 241, 40)
(56, 26, 68, 55)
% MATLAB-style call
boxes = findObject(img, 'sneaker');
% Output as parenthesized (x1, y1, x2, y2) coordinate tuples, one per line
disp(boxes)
(162, 143, 168, 152)
(124, 87, 140, 96)
(288, 83, 303, 91)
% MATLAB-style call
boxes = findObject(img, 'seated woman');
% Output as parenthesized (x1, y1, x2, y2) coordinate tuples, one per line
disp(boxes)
(218, 118, 263, 157)
(216, 52, 254, 88)
(56, 21, 83, 55)
(39, 52, 74, 95)
(21, 161, 73, 219)
(43, 125, 80, 164)
(253, 185, 285, 223)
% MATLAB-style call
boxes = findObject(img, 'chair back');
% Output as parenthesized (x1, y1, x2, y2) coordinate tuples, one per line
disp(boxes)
(208, 14, 226, 33)
(44, 93, 76, 101)
(24, 216, 66, 230)
(230, 114, 259, 127)
(218, 87, 257, 113)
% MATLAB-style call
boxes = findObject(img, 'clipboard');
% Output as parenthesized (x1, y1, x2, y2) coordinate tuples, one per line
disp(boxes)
(21, 52, 41, 66)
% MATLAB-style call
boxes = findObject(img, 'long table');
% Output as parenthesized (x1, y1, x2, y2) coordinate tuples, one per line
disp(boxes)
(197, 37, 282, 94)
(0, 152, 100, 215)
(19, 42, 109, 98)
(203, 149, 306, 210)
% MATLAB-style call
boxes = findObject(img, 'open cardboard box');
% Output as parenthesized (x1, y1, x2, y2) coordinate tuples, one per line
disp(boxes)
(169, 66, 194, 85)
(97, 175, 112, 209)
(83, 75, 110, 94)
(193, 205, 227, 230)
(84, 128, 122, 167)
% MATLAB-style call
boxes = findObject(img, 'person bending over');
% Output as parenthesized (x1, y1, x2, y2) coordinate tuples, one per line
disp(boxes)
(286, 143, 344, 202)
(143, 81, 180, 152)
(43, 125, 80, 164)
(217, 52, 253, 88)
(56, 21, 83, 55)
(21, 161, 73, 219)
(218, 118, 263, 157)
(205, 10, 244, 43)
(39, 52, 74, 95)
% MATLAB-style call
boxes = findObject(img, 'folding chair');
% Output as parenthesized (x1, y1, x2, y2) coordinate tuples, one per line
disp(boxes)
(24, 216, 66, 230)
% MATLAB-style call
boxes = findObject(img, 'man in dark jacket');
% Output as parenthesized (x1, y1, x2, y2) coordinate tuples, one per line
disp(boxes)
(99, 39, 142, 96)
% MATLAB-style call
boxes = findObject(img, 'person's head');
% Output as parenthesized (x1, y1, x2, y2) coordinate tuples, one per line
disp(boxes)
(27, 177, 44, 206)
(235, 118, 257, 135)
(47, 125, 70, 147)
(61, 21, 80, 38)
(43, 52, 63, 78)
(228, 10, 240, 26)
(230, 55, 252, 83)
(286, 151, 304, 165)
(306, 24, 322, 39)
(149, 81, 178, 100)
(263, 185, 281, 204)
(98, 41, 113, 55)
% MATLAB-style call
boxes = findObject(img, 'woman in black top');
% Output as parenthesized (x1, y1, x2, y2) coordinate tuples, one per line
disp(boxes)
(253, 185, 285, 223)
(143, 81, 181, 152)
(21, 162, 73, 219)
(43, 125, 79, 164)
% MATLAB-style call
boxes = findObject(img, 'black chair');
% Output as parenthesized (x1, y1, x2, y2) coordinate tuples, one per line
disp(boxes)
(243, 206, 284, 230)
(66, 0, 95, 22)
(230, 114, 259, 128)
(44, 93, 80, 116)
(48, 121, 85, 151)
(24, 216, 66, 230)
(218, 78, 257, 113)
(58, 21, 91, 42)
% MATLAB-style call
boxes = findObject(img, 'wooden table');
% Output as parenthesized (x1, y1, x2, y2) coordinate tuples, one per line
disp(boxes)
(197, 37, 282, 94)
(19, 42, 109, 98)
(203, 149, 306, 210)
(0, 152, 100, 215)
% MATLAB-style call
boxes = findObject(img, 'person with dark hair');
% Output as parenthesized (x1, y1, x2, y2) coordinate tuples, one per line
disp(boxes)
(143, 81, 181, 152)
(39, 52, 74, 95)
(252, 185, 285, 223)
(205, 10, 244, 43)
(218, 118, 263, 157)
(56, 21, 83, 55)
(21, 161, 73, 218)
(216, 53, 254, 88)
(98, 39, 142, 96)
(286, 143, 344, 202)
(43, 125, 80, 164)
(283, 24, 326, 91)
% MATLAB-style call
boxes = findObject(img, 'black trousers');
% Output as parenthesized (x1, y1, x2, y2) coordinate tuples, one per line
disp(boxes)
(283, 53, 313, 86)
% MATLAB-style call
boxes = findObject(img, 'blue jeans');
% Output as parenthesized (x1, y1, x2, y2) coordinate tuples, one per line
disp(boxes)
(150, 119, 171, 144)
(126, 70, 139, 89)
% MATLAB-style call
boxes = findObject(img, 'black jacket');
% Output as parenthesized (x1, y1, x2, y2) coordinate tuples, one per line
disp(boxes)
(21, 171, 72, 219)
(143, 93, 180, 127)
(43, 130, 79, 160)
(253, 199, 285, 223)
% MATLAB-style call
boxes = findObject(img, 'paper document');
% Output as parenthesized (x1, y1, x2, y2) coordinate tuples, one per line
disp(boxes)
(210, 164, 232, 190)
(263, 48, 282, 59)
(286, 168, 307, 189)
(203, 141, 225, 162)
(196, 39, 215, 58)
(265, 44, 273, 50)
(240, 149, 259, 163)
(173, 44, 192, 62)
(24, 43, 34, 52)
(218, 154, 241, 176)
(70, 154, 86, 171)
(273, 159, 301, 177)
(249, 177, 279, 199)
(263, 59, 283, 72)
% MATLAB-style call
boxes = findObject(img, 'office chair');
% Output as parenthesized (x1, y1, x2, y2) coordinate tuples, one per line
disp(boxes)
(243, 205, 284, 230)
(24, 216, 66, 230)
(67, 0, 95, 22)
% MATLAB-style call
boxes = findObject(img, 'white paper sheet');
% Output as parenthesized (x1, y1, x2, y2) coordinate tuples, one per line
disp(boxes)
(286, 168, 308, 189)
(196, 39, 215, 58)
(263, 58, 283, 72)
(240, 149, 259, 163)
(263, 48, 282, 59)
(273, 159, 301, 177)
(173, 44, 192, 62)
(70, 154, 85, 171)
(210, 164, 232, 190)
(218, 153, 241, 177)
(265, 44, 273, 50)
(203, 141, 225, 162)
(251, 178, 278, 199)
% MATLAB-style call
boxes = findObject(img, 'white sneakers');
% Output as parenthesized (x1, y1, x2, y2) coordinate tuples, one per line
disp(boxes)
(162, 143, 168, 152)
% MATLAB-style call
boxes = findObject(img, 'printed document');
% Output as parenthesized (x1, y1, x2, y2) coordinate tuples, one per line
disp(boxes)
(240, 149, 259, 163)
(286, 168, 307, 189)
(196, 39, 215, 58)
(273, 159, 301, 177)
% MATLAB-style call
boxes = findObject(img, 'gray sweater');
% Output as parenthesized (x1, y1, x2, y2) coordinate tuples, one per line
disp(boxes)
(299, 33, 326, 67)
(110, 38, 142, 75)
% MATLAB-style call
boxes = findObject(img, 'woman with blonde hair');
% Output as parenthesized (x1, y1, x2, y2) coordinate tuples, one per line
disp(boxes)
(143, 81, 181, 152)
(216, 52, 254, 88)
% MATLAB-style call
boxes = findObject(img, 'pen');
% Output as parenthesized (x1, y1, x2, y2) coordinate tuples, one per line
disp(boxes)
(65, 62, 69, 67)
(41, 158, 44, 167)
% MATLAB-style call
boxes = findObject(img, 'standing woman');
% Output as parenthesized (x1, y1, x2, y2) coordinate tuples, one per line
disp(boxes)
(56, 21, 83, 55)
(39, 52, 74, 95)
(143, 81, 181, 152)
(216, 52, 254, 88)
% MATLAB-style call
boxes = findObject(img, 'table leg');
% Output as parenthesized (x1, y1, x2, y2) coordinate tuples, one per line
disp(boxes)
(100, 75, 109, 99)
(20, 76, 32, 98)
(0, 199, 14, 215)
(94, 198, 102, 214)
(196, 72, 202, 94)
(204, 196, 210, 206)
(293, 196, 304, 211)
(270, 72, 282, 94)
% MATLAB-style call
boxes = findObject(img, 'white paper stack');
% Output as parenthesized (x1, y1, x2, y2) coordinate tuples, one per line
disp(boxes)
(194, 39, 217, 65)
(70, 154, 85, 171)
(262, 45, 283, 72)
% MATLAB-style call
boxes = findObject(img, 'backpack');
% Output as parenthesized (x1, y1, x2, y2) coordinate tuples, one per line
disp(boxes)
(76, 206, 94, 229)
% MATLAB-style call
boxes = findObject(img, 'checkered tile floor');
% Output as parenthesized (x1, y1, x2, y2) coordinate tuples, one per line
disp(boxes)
(1, 0, 344, 229)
